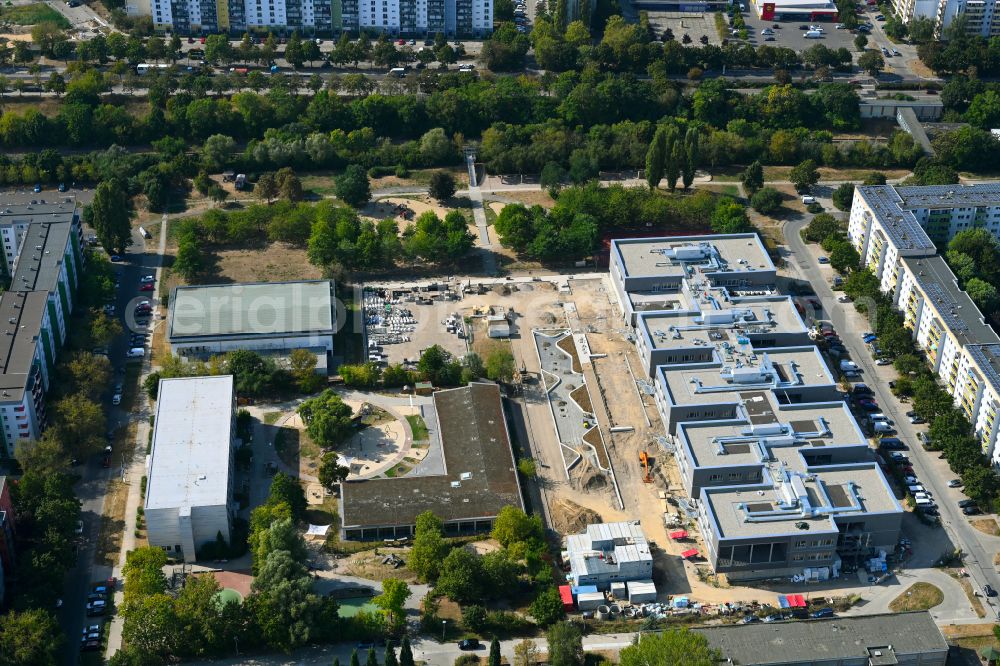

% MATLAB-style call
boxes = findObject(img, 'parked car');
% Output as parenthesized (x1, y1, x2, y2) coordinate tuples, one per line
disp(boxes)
(140, 275, 155, 283)
(818, 256, 829, 264)
(963, 506, 982, 515)
(810, 607, 835, 619)
(958, 499, 978, 508)
(985, 584, 997, 597)
(459, 639, 482, 650)
(140, 283, 155, 292)
(86, 601, 106, 616)
(948, 479, 963, 488)
(876, 358, 892, 365)
(742, 614, 761, 623)
(802, 195, 816, 204)
(112, 393, 122, 405)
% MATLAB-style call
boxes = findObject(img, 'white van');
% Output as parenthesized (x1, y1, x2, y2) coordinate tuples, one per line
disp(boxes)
(127, 347, 145, 358)
(913, 492, 931, 501)
(138, 225, 152, 239)
(804, 30, 823, 39)
(907, 484, 924, 494)
(873, 422, 894, 433)
(914, 497, 935, 508)
(802, 195, 817, 204)
(870, 413, 889, 422)
(389, 67, 406, 77)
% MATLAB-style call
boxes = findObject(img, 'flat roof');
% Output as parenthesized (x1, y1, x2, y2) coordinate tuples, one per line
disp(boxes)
(678, 402, 864, 469)
(902, 256, 1000, 348)
(145, 376, 234, 511)
(0, 291, 49, 402)
(855, 186, 936, 253)
(658, 347, 833, 406)
(693, 611, 947, 665)
(612, 234, 773, 279)
(0, 197, 78, 223)
(566, 521, 652, 578)
(169, 280, 335, 340)
(704, 463, 898, 539)
(340, 383, 523, 529)
(10, 222, 72, 293)
(639, 299, 805, 352)
(967, 344, 1000, 395)
(895, 182, 1000, 209)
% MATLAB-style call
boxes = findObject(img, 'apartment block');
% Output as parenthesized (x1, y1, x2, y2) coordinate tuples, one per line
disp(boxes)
(937, 0, 1000, 37)
(848, 185, 1000, 463)
(144, 0, 488, 34)
(0, 199, 79, 277)
(0, 291, 59, 456)
(611, 234, 902, 582)
(610, 234, 777, 328)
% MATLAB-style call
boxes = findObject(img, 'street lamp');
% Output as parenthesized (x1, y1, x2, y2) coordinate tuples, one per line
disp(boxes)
(441, 619, 447, 641)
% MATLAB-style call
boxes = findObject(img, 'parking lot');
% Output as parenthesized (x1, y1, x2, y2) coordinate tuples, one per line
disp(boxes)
(739, 10, 860, 54)
(645, 12, 723, 45)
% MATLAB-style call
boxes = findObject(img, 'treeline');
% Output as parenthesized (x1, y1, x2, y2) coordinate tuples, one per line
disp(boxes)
(0, 71, 922, 181)
(493, 184, 747, 262)
(842, 269, 1000, 509)
(341, 345, 516, 388)
(170, 200, 474, 281)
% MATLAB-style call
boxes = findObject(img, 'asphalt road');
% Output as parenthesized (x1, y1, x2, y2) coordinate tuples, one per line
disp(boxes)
(57, 218, 158, 666)
(783, 215, 1000, 621)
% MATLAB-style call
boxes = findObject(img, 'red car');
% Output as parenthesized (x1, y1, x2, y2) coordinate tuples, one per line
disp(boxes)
(140, 283, 155, 291)
(397, 38, 406, 45)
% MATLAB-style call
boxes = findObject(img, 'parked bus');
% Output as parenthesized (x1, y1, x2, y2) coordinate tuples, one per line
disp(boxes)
(136, 63, 170, 75)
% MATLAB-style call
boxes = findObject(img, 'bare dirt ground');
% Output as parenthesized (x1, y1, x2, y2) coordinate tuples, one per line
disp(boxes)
(215, 244, 322, 283)
(361, 195, 462, 229)
(487, 190, 556, 209)
(971, 518, 1000, 537)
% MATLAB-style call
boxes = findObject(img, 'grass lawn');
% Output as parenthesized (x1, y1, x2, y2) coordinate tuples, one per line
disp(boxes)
(263, 410, 283, 425)
(888, 582, 944, 612)
(406, 414, 429, 441)
(0, 3, 70, 27)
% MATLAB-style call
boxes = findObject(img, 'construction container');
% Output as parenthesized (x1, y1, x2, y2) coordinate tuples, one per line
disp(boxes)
(558, 585, 574, 611)
(627, 580, 657, 604)
(610, 582, 627, 600)
(572, 585, 598, 597)
(576, 592, 605, 611)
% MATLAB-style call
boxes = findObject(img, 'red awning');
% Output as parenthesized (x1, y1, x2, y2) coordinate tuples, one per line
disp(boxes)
(681, 548, 699, 559)
(788, 594, 807, 607)
(669, 530, 688, 539)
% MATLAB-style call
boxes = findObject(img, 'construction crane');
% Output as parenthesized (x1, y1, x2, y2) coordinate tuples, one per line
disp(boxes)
(639, 451, 652, 483)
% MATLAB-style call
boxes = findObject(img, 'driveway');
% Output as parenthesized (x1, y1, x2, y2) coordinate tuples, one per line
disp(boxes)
(783, 215, 1000, 622)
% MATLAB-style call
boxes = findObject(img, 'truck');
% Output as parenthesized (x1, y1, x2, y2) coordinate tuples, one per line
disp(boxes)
(234, 174, 248, 191)
(389, 67, 407, 77)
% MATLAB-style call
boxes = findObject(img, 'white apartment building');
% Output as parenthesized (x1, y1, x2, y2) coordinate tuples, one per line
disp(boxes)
(849, 185, 1000, 463)
(143, 0, 487, 34)
(145, 376, 237, 560)
(0, 199, 79, 277)
(891, 0, 1000, 37)
(0, 292, 59, 456)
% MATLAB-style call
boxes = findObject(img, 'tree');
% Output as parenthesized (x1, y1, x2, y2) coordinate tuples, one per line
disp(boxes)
(336, 164, 371, 207)
(51, 393, 106, 459)
(789, 159, 819, 192)
(207, 184, 229, 207)
(86, 178, 133, 254)
(275, 167, 304, 202)
(832, 182, 855, 211)
(15, 431, 70, 477)
(492, 505, 543, 547)
(0, 608, 62, 666)
(750, 187, 783, 215)
(289, 348, 323, 392)
(710, 199, 752, 234)
(857, 50, 885, 77)
(400, 637, 415, 666)
(802, 213, 843, 243)
(485, 348, 516, 382)
(863, 171, 887, 186)
(385, 645, 399, 666)
(966, 277, 1000, 314)
(829, 240, 861, 273)
(546, 622, 584, 666)
(429, 171, 457, 202)
(489, 638, 501, 666)
(645, 126, 667, 189)
(437, 547, 483, 603)
(619, 629, 719, 666)
(513, 640, 539, 666)
(267, 474, 308, 520)
(255, 173, 279, 203)
(367, 647, 378, 666)
(298, 390, 355, 449)
(529, 587, 564, 626)
(419, 128, 457, 164)
(373, 578, 411, 629)
(318, 453, 349, 492)
(853, 33, 868, 51)
(410, 511, 448, 581)
(494, 204, 537, 254)
(351, 649, 361, 666)
(739, 160, 764, 196)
